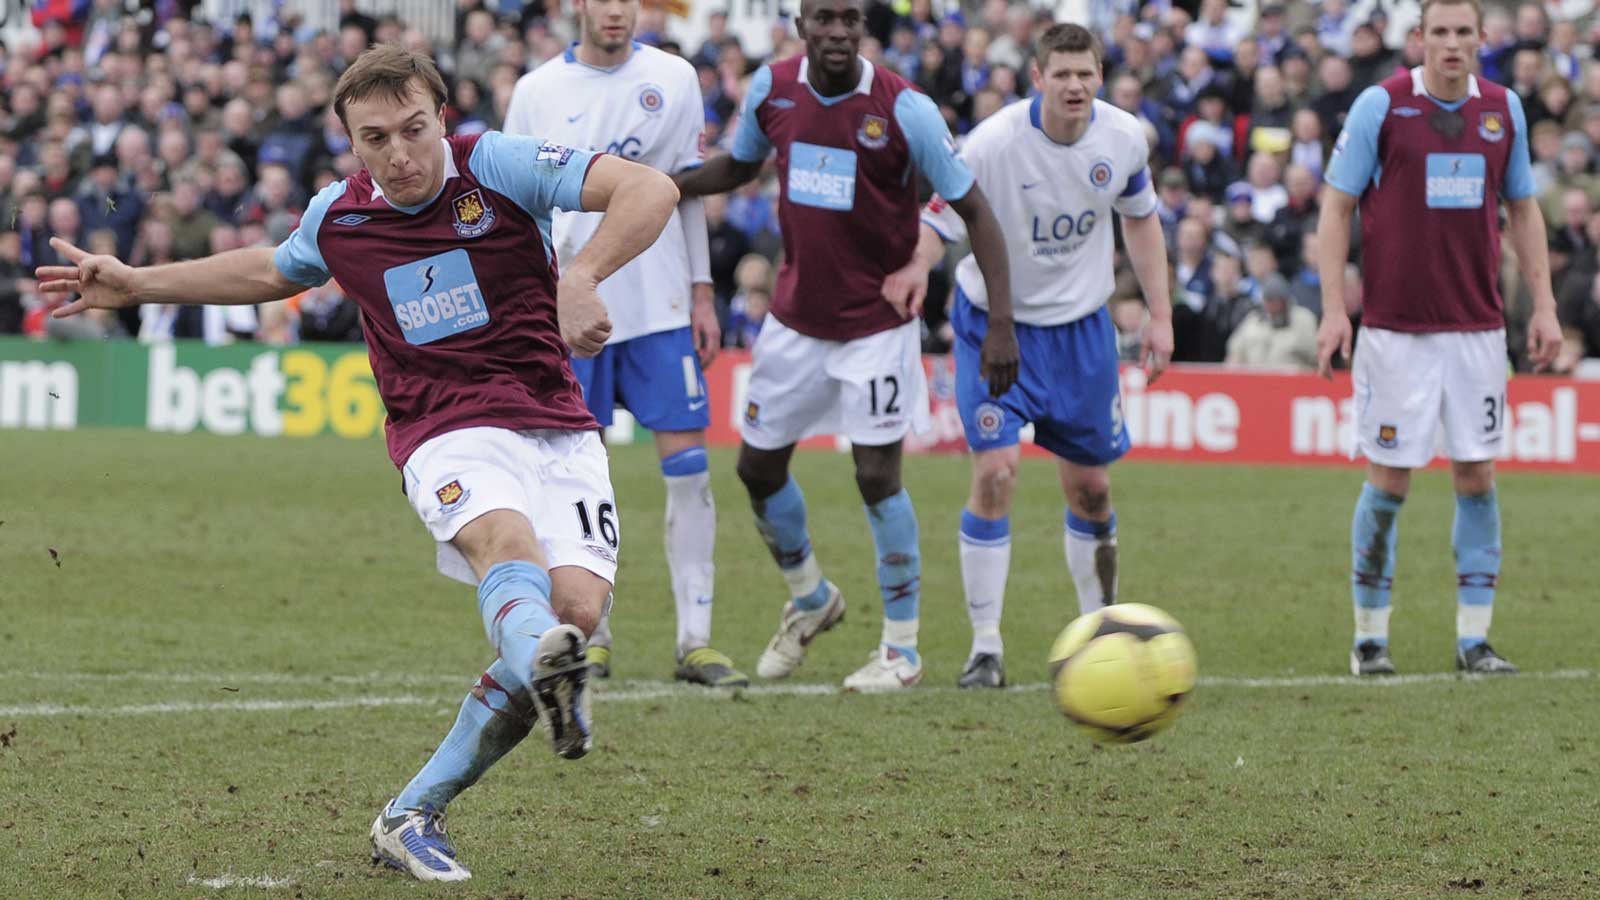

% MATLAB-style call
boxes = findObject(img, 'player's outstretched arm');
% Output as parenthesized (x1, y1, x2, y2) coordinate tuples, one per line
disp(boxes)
(37, 239, 301, 319)
(674, 154, 763, 198)
(1505, 196, 1563, 371)
(560, 155, 681, 355)
(1313, 186, 1359, 380)
(950, 185, 1017, 397)
(1120, 213, 1174, 384)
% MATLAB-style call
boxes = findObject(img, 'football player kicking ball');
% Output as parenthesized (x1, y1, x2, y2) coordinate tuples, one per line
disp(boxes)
(1316, 0, 1561, 676)
(676, 0, 1015, 690)
(507, 0, 747, 688)
(37, 46, 679, 882)
(912, 24, 1173, 688)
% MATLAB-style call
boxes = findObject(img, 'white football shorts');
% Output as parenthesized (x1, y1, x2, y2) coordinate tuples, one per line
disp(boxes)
(1352, 327, 1508, 469)
(402, 426, 619, 586)
(740, 316, 931, 449)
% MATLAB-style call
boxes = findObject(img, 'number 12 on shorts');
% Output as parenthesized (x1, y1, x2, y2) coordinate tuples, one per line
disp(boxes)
(574, 500, 619, 548)
(869, 375, 901, 416)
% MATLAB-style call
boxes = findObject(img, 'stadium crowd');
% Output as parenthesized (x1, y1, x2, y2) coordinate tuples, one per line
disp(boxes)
(3, 0, 1600, 374)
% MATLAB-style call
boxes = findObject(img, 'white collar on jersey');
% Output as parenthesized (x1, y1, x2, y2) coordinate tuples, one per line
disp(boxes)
(370, 139, 459, 210)
(796, 55, 876, 97)
(1409, 65, 1481, 99)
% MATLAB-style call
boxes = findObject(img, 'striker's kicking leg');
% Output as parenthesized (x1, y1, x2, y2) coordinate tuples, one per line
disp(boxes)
(743, 442, 847, 679)
(1061, 460, 1117, 616)
(658, 433, 748, 687)
(1350, 465, 1408, 676)
(957, 447, 1020, 689)
(1452, 461, 1516, 673)
(843, 441, 925, 691)
(374, 512, 607, 881)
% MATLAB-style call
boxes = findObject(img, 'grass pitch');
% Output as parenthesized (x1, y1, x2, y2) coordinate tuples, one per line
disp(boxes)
(1, 428, 1597, 899)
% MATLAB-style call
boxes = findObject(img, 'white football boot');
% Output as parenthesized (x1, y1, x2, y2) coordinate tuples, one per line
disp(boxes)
(369, 801, 472, 882)
(842, 644, 923, 691)
(756, 583, 846, 679)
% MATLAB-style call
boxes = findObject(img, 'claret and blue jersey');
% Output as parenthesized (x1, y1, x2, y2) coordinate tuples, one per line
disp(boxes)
(731, 55, 976, 342)
(272, 132, 603, 467)
(1325, 67, 1535, 333)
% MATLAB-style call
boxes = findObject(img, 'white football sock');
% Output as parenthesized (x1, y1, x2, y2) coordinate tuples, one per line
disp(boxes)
(1064, 527, 1117, 615)
(959, 534, 1009, 658)
(665, 469, 716, 658)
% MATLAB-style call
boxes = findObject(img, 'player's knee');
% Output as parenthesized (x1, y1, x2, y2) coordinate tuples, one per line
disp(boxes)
(736, 455, 786, 500)
(548, 569, 609, 637)
(1072, 480, 1112, 519)
(972, 457, 1018, 508)
(854, 466, 902, 505)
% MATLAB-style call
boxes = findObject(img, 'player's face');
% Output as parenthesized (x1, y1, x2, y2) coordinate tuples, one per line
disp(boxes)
(1032, 50, 1102, 125)
(345, 81, 447, 208)
(797, 0, 865, 80)
(1419, 2, 1482, 85)
(579, 0, 639, 54)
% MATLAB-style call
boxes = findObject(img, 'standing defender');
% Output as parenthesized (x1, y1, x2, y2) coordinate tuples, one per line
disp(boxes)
(914, 24, 1173, 688)
(507, 0, 747, 687)
(39, 46, 679, 881)
(677, 0, 1015, 689)
(1317, 0, 1561, 676)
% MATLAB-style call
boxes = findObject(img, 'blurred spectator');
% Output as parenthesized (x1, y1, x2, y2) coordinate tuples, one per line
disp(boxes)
(0, 230, 33, 335)
(1265, 163, 1320, 274)
(168, 181, 220, 261)
(1225, 273, 1318, 369)
(1186, 0, 1242, 65)
(704, 192, 749, 309)
(296, 281, 363, 342)
(727, 254, 773, 349)
(1291, 230, 1323, 320)
(985, 5, 1032, 72)
(1110, 295, 1147, 363)
(1222, 181, 1265, 247)
(76, 152, 144, 258)
(1179, 120, 1236, 202)
(1244, 153, 1290, 223)
(259, 82, 320, 187)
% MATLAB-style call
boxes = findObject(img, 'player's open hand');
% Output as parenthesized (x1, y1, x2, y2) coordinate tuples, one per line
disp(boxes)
(881, 258, 930, 321)
(1141, 316, 1174, 385)
(981, 319, 1020, 398)
(690, 283, 720, 369)
(35, 237, 140, 318)
(1526, 307, 1562, 372)
(557, 274, 613, 357)
(1315, 313, 1353, 381)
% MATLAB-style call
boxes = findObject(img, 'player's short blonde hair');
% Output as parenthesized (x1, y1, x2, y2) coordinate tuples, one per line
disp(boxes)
(333, 44, 448, 129)
(1420, 0, 1483, 30)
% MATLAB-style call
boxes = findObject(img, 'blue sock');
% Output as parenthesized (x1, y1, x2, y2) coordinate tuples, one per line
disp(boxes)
(395, 659, 534, 811)
(660, 446, 708, 477)
(1453, 489, 1501, 652)
(753, 478, 830, 611)
(1351, 483, 1403, 647)
(478, 561, 558, 689)
(867, 489, 920, 663)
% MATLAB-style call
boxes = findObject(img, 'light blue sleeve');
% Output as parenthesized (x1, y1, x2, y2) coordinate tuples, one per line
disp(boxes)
(469, 130, 599, 215)
(272, 180, 347, 287)
(894, 89, 975, 202)
(1503, 91, 1536, 201)
(731, 66, 774, 163)
(1324, 86, 1391, 198)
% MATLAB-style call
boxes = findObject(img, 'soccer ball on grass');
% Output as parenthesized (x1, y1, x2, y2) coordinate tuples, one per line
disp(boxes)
(1048, 603, 1197, 744)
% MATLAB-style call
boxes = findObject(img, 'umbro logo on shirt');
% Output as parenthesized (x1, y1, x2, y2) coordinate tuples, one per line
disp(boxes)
(1391, 107, 1423, 118)
(332, 214, 371, 226)
(770, 98, 796, 109)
